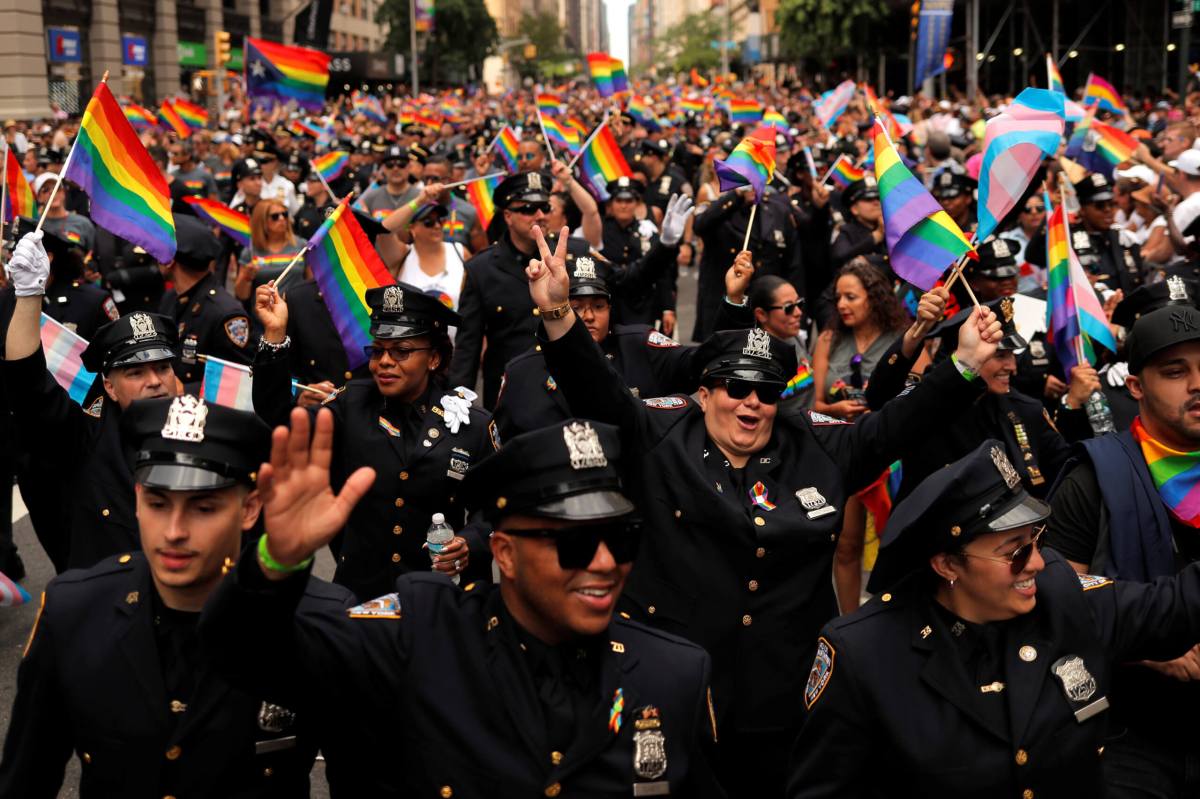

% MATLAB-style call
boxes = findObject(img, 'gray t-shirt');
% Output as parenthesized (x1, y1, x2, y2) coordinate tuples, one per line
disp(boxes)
(360, 184, 419, 223)
(171, 165, 219, 201)
(43, 213, 96, 253)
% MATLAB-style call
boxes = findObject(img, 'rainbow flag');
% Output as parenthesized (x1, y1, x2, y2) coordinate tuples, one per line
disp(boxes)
(681, 96, 707, 114)
(157, 100, 191, 138)
(537, 93, 562, 116)
(579, 124, 633, 201)
(4, 147, 35, 220)
(626, 96, 661, 132)
(827, 155, 865, 189)
(872, 118, 974, 290)
(587, 52, 627, 97)
(543, 117, 581, 154)
(494, 126, 520, 172)
(858, 460, 903, 535)
(123, 102, 157, 130)
(728, 99, 763, 126)
(173, 99, 209, 129)
(66, 81, 176, 263)
(1083, 73, 1125, 114)
(1065, 113, 1138, 172)
(566, 117, 589, 139)
(201, 355, 254, 411)
(254, 252, 300, 269)
(814, 80, 855, 129)
(465, 173, 499, 228)
(184, 196, 251, 247)
(245, 37, 331, 112)
(690, 68, 709, 88)
(863, 85, 909, 139)
(352, 91, 387, 122)
(1044, 194, 1116, 375)
(780, 361, 814, 399)
(714, 127, 776, 202)
(763, 110, 788, 131)
(1046, 54, 1066, 94)
(40, 313, 96, 405)
(976, 87, 1065, 242)
(313, 150, 350, 183)
(304, 197, 397, 369)
(1132, 417, 1200, 527)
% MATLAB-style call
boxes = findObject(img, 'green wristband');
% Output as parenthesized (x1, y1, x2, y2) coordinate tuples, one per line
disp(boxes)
(257, 533, 313, 574)
(951, 353, 978, 382)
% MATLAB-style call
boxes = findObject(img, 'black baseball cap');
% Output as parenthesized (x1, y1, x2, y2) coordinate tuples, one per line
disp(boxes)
(1127, 304, 1200, 373)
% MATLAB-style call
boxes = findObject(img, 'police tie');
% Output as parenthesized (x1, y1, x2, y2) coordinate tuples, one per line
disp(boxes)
(536, 648, 578, 754)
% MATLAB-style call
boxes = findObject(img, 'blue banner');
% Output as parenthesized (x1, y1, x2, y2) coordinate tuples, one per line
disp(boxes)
(122, 34, 148, 67)
(913, 0, 953, 89)
(46, 28, 82, 63)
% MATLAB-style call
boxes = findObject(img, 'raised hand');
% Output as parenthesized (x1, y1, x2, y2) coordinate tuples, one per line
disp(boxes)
(6, 231, 49, 298)
(724, 250, 755, 302)
(659, 194, 695, 246)
(953, 305, 1001, 373)
(257, 408, 375, 578)
(255, 283, 289, 343)
(526, 225, 571, 311)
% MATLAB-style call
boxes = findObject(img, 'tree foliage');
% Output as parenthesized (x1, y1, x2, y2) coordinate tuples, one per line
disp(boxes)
(376, 0, 498, 85)
(652, 12, 728, 73)
(775, 0, 889, 62)
(512, 11, 573, 78)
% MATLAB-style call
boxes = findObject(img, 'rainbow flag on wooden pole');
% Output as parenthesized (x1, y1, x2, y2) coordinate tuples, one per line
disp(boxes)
(714, 127, 777, 250)
(184, 196, 251, 247)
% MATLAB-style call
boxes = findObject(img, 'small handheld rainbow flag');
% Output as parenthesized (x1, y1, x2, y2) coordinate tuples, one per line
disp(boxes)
(827, 155, 866, 189)
(862, 85, 909, 140)
(67, 81, 176, 264)
(872, 118, 974, 290)
(1083, 73, 1126, 114)
(579, 124, 633, 201)
(352, 91, 388, 123)
(173, 98, 209, 129)
(494, 126, 520, 172)
(157, 100, 191, 138)
(465, 173, 500, 228)
(626, 96, 661, 132)
(1044, 194, 1116, 375)
(587, 53, 627, 97)
(728, 99, 763, 126)
(680, 96, 707, 115)
(536, 93, 562, 116)
(184, 196, 251, 247)
(762, 109, 788, 131)
(304, 197, 397, 369)
(201, 354, 254, 410)
(312, 150, 350, 182)
(1046, 54, 1066, 95)
(858, 460, 903, 534)
(245, 37, 331, 112)
(40, 313, 96, 405)
(123, 102, 157, 130)
(780, 361, 814, 399)
(714, 127, 776, 203)
(543, 117, 581, 155)
(1065, 113, 1138, 172)
(4, 147, 35, 220)
(690, 68, 709, 88)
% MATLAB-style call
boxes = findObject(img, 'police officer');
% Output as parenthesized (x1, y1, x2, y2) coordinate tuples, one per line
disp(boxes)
(158, 214, 252, 387)
(637, 137, 691, 223)
(1047, 300, 1200, 794)
(35, 224, 120, 339)
(956, 236, 1019, 307)
(829, 177, 887, 271)
(790, 439, 1200, 798)
(292, 167, 337, 241)
(494, 255, 699, 438)
(0, 396, 315, 797)
(527, 225, 1002, 795)
(253, 280, 492, 600)
(4, 228, 180, 569)
(931, 169, 978, 233)
(199, 414, 724, 797)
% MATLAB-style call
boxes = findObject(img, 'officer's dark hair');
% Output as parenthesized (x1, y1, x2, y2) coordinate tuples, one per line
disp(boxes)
(550, 191, 582, 232)
(170, 140, 196, 161)
(748, 275, 792, 313)
(831, 258, 907, 337)
(48, 246, 86, 281)
(431, 330, 453, 377)
(147, 145, 169, 171)
(425, 155, 451, 170)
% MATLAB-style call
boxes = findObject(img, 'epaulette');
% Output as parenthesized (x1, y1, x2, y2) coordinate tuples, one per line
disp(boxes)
(612, 614, 709, 654)
(826, 588, 905, 630)
(52, 552, 138, 586)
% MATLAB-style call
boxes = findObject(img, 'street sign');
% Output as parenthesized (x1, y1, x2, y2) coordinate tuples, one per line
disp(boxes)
(1173, 9, 1193, 28)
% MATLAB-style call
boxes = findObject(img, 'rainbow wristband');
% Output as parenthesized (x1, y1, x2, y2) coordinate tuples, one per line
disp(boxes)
(257, 533, 313, 574)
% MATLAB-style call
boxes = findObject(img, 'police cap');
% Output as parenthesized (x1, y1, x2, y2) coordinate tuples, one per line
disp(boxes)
(931, 170, 977, 199)
(494, 171, 552, 208)
(232, 158, 263, 183)
(841, 177, 880, 210)
(1127, 303, 1200, 373)
(1074, 171, 1115, 204)
(283, 152, 309, 174)
(365, 281, 462, 340)
(966, 236, 1020, 280)
(122, 395, 270, 490)
(695, 328, 796, 389)
(871, 439, 1050, 590)
(408, 144, 430, 165)
(382, 145, 409, 165)
(639, 138, 672, 158)
(606, 175, 642, 201)
(81, 312, 178, 373)
(1112, 275, 1200, 330)
(172, 213, 223, 270)
(464, 419, 635, 522)
(568, 256, 609, 299)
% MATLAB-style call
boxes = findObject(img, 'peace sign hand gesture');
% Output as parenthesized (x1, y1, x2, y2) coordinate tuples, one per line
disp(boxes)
(526, 225, 571, 311)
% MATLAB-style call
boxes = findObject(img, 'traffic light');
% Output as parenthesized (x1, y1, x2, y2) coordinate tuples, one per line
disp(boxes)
(911, 1, 921, 41)
(523, 44, 537, 60)
(214, 31, 231, 66)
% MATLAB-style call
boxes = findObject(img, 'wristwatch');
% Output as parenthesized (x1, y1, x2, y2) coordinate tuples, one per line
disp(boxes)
(539, 303, 572, 320)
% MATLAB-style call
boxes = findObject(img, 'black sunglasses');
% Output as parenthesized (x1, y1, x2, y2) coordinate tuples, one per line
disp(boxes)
(963, 524, 1046, 574)
(268, 212, 287, 221)
(766, 300, 804, 315)
(509, 202, 551, 216)
(1022, 204, 1045, 213)
(417, 216, 444, 228)
(708, 377, 781, 405)
(362, 344, 435, 361)
(503, 520, 642, 570)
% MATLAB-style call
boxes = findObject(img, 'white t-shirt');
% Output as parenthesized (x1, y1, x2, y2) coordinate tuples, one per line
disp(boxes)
(398, 242, 467, 341)
(1171, 192, 1200, 263)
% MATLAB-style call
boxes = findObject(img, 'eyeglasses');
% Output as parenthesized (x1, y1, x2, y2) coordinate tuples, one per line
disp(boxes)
(268, 212, 287, 221)
(501, 520, 642, 570)
(962, 524, 1046, 574)
(707, 377, 782, 405)
(1022, 204, 1045, 213)
(766, 300, 804, 315)
(509, 202, 551, 216)
(519, 152, 541, 161)
(362, 344, 435, 361)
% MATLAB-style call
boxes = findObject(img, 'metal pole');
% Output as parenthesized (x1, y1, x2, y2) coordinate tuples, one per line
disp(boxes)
(1052, 0, 1060, 62)
(410, 0, 420, 95)
(966, 0, 979, 100)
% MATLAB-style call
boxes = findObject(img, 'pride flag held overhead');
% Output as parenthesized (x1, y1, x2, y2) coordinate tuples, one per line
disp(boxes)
(312, 150, 350, 182)
(494, 126, 520, 172)
(1044, 195, 1117, 375)
(184, 196, 251, 248)
(714, 127, 776, 203)
(578, 124, 633, 201)
(872, 118, 975, 290)
(543, 117, 581, 154)
(122, 102, 157, 130)
(728, 99, 763, 126)
(157, 100, 190, 138)
(172, 98, 209, 128)
(814, 80, 855, 129)
(352, 91, 387, 122)
(762, 110, 789, 131)
(201, 355, 254, 411)
(66, 80, 176, 264)
(1065, 113, 1138, 173)
(976, 88, 1065, 242)
(465, 173, 500, 228)
(587, 53, 628, 97)
(536, 93, 562, 116)
(4, 147, 35, 220)
(827, 155, 866, 189)
(863, 85, 911, 139)
(1083, 73, 1126, 114)
(305, 197, 397, 369)
(245, 37, 331, 112)
(626, 96, 661, 132)
(40, 313, 96, 405)
(1046, 54, 1066, 95)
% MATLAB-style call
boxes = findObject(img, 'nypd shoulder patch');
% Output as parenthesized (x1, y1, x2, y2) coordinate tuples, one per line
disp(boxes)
(1078, 573, 1113, 591)
(224, 316, 250, 348)
(348, 592, 402, 619)
(102, 296, 120, 321)
(808, 411, 850, 426)
(643, 395, 688, 410)
(488, 419, 502, 451)
(646, 330, 680, 348)
(804, 637, 836, 709)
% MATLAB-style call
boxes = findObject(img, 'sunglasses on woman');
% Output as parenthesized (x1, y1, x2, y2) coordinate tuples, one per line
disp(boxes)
(501, 521, 642, 570)
(362, 344, 435, 362)
(418, 217, 444, 228)
(707, 378, 782, 405)
(963, 524, 1046, 574)
(1022, 204, 1045, 214)
(767, 300, 804, 315)
(268, 212, 288, 221)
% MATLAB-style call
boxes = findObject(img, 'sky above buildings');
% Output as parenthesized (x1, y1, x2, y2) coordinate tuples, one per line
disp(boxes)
(605, 0, 631, 63)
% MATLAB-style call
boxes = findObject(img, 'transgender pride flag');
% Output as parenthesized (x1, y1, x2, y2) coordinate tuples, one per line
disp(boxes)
(200, 355, 253, 411)
(39, 314, 96, 405)
(0, 572, 30, 606)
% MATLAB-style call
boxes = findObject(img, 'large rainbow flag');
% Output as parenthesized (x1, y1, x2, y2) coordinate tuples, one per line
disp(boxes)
(714, 127, 776, 202)
(65, 81, 176, 263)
(4, 147, 35, 220)
(579, 124, 632, 201)
(1044, 194, 1116, 375)
(304, 197, 397, 369)
(872, 118, 974, 290)
(465, 173, 500, 228)
(184, 196, 251, 247)
(245, 37, 331, 112)
(1083, 73, 1126, 114)
(587, 52, 628, 97)
(40, 313, 96, 405)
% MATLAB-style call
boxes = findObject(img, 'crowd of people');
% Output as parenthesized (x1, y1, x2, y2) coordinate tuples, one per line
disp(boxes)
(4, 70, 1200, 797)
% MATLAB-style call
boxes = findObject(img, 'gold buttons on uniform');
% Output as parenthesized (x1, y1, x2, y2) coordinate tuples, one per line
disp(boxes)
(395, 498, 405, 507)
(756, 547, 766, 558)
(1015, 749, 1028, 765)
(393, 525, 403, 535)
(748, 580, 759, 592)
(1022, 790, 1034, 799)
(399, 471, 410, 480)
(881, 593, 893, 602)
(550, 751, 563, 765)
(344, 371, 353, 380)
(888, 353, 898, 365)
(648, 605, 656, 615)
(742, 614, 752, 626)
(170, 700, 187, 713)
(101, 508, 110, 517)
(82, 752, 92, 763)
(951, 525, 962, 537)
(165, 745, 182, 760)
(545, 783, 562, 797)
(391, 554, 401, 563)
(754, 517, 765, 527)
(440, 787, 454, 798)
(674, 509, 682, 519)
(1019, 646, 1038, 662)
(263, 767, 274, 777)
(496, 497, 508, 509)
(496, 306, 503, 312)
(535, 345, 542, 352)
(532, 308, 541, 316)
(119, 554, 132, 563)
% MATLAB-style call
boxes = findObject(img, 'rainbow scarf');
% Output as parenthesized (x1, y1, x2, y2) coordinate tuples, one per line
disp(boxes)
(1132, 417, 1200, 527)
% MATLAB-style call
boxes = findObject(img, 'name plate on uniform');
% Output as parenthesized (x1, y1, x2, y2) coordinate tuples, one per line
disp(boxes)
(633, 782, 670, 796)
(255, 736, 297, 754)
(1075, 696, 1109, 723)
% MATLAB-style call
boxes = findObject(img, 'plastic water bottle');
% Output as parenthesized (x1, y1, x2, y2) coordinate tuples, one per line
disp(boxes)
(1085, 390, 1115, 435)
(426, 513, 459, 585)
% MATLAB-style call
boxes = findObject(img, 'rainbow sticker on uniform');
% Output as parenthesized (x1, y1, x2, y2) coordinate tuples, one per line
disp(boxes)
(378, 416, 403, 437)
(348, 592, 402, 619)
(804, 637, 835, 709)
(1078, 573, 1113, 591)
(608, 687, 625, 734)
(749, 481, 776, 511)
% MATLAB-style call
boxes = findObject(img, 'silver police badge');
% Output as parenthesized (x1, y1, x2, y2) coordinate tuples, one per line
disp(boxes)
(161, 396, 208, 443)
(563, 421, 607, 469)
(257, 701, 297, 732)
(1072, 230, 1091, 251)
(1052, 656, 1096, 702)
(527, 171, 542, 191)
(632, 706, 668, 781)
(382, 285, 404, 313)
(991, 445, 1021, 489)
(129, 312, 157, 341)
(992, 238, 1011, 258)
(573, 256, 597, 280)
(797, 487, 836, 519)
(1169, 275, 1190, 302)
(1030, 340, 1046, 358)
(742, 327, 773, 359)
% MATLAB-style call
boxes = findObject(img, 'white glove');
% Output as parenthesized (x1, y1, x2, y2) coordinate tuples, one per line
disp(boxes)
(1105, 361, 1129, 388)
(659, 193, 695, 247)
(6, 231, 50, 297)
(440, 386, 478, 435)
(636, 219, 659, 239)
